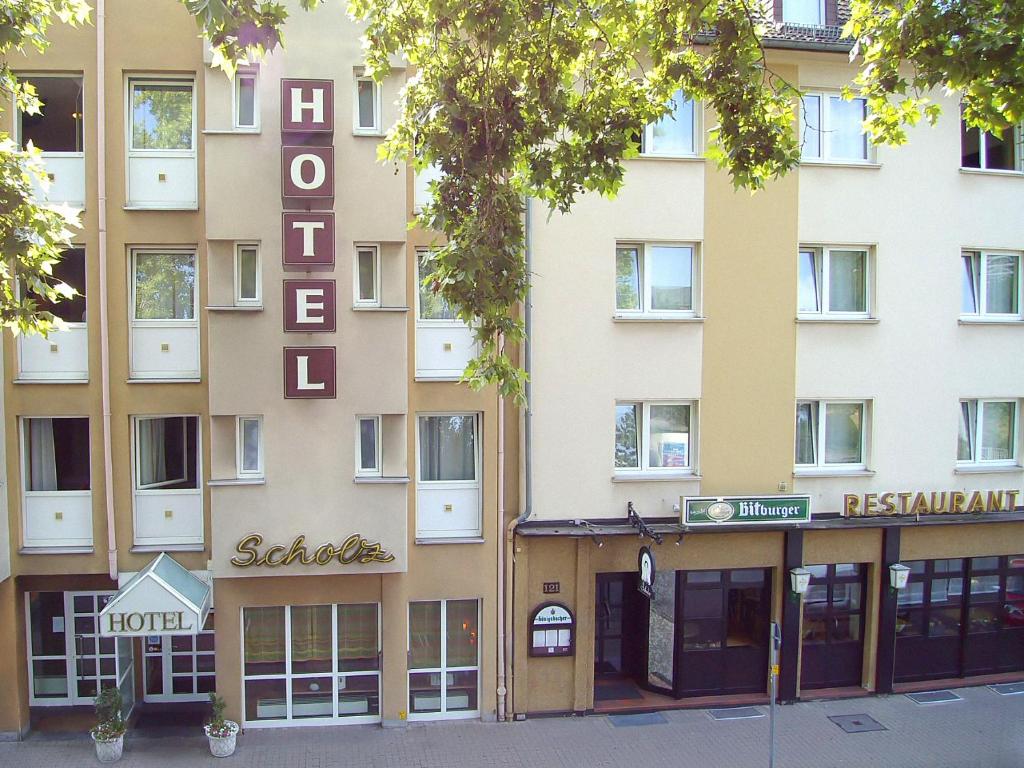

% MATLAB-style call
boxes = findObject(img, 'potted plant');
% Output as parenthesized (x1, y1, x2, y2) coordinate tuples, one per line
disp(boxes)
(90, 687, 126, 763)
(204, 692, 240, 757)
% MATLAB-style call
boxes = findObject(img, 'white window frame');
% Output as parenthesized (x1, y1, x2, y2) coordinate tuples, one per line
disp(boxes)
(133, 415, 192, 491)
(14, 73, 85, 156)
(794, 399, 869, 471)
(782, 0, 825, 25)
(232, 69, 260, 131)
(797, 246, 872, 319)
(240, 603, 383, 728)
(416, 412, 482, 538)
(234, 242, 262, 307)
(130, 248, 199, 325)
(614, 400, 696, 476)
(614, 242, 700, 318)
(236, 416, 264, 478)
(961, 118, 1023, 172)
(957, 398, 1020, 467)
(800, 91, 871, 163)
(406, 599, 481, 721)
(960, 250, 1022, 321)
(353, 75, 381, 135)
(641, 91, 699, 158)
(355, 415, 382, 478)
(353, 244, 381, 308)
(126, 77, 197, 154)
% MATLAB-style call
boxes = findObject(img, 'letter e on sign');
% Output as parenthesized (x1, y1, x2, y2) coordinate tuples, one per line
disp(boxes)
(284, 347, 336, 399)
(282, 146, 334, 199)
(282, 213, 334, 271)
(281, 79, 334, 133)
(283, 280, 336, 332)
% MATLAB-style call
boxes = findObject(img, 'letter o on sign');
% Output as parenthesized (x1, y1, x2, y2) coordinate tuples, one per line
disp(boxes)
(282, 146, 334, 199)
(290, 153, 325, 190)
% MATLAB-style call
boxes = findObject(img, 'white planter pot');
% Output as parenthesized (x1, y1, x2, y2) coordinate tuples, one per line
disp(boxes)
(92, 733, 124, 763)
(204, 721, 239, 758)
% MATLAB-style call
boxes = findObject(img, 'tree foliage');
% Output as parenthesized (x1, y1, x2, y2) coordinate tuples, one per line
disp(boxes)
(0, 0, 88, 337)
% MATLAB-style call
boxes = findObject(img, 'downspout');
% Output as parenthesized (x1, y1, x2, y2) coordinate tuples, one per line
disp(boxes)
(501, 196, 534, 720)
(97, 0, 117, 582)
(495, 336, 506, 722)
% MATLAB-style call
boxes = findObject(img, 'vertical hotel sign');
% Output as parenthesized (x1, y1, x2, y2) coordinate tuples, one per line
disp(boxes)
(281, 79, 337, 398)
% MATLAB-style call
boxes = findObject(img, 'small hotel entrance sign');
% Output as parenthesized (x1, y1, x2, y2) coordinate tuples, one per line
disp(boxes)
(684, 495, 811, 526)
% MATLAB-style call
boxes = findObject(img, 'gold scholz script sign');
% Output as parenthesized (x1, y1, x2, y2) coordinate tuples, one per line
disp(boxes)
(845, 489, 1020, 517)
(231, 533, 396, 568)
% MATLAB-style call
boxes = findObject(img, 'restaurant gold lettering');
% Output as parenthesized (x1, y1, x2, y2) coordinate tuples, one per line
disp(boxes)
(845, 489, 1020, 517)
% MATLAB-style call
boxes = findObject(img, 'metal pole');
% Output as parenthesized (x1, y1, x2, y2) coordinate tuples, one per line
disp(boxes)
(769, 621, 781, 768)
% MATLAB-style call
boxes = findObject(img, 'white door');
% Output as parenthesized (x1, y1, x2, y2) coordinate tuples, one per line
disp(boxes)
(143, 614, 215, 702)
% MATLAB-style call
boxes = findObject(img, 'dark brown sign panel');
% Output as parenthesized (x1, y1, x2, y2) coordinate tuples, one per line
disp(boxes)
(282, 212, 334, 271)
(282, 146, 334, 199)
(283, 346, 336, 399)
(280, 79, 334, 133)
(283, 280, 336, 333)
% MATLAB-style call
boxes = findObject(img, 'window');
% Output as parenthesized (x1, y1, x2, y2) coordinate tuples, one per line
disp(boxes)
(356, 416, 381, 477)
(25, 247, 87, 323)
(417, 253, 457, 321)
(801, 93, 869, 162)
(615, 401, 694, 473)
(795, 400, 867, 469)
(798, 247, 870, 318)
(130, 79, 194, 151)
(134, 416, 198, 490)
(408, 600, 479, 719)
(783, 0, 824, 24)
(642, 91, 697, 157)
(416, 414, 481, 538)
(237, 416, 263, 478)
(233, 71, 259, 130)
(615, 243, 697, 316)
(961, 251, 1021, 319)
(354, 246, 380, 307)
(17, 76, 84, 152)
(414, 162, 443, 213)
(132, 250, 196, 320)
(235, 243, 261, 306)
(958, 399, 1018, 465)
(961, 115, 1021, 171)
(23, 418, 90, 492)
(354, 76, 380, 134)
(242, 604, 381, 725)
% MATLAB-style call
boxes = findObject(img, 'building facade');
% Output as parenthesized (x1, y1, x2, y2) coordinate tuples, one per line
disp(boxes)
(508, 15, 1024, 715)
(0, 0, 510, 739)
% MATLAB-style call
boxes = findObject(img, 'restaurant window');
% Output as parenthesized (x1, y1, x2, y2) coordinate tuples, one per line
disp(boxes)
(616, 243, 698, 316)
(641, 91, 697, 157)
(355, 416, 381, 477)
(961, 251, 1021, 319)
(354, 76, 380, 134)
(354, 245, 380, 307)
(961, 114, 1022, 171)
(233, 71, 259, 130)
(795, 400, 868, 470)
(408, 600, 480, 720)
(958, 399, 1018, 465)
(615, 401, 694, 474)
(797, 247, 871, 318)
(801, 93, 870, 162)
(416, 414, 481, 538)
(236, 416, 263, 478)
(235, 243, 261, 306)
(896, 560, 964, 640)
(242, 604, 380, 725)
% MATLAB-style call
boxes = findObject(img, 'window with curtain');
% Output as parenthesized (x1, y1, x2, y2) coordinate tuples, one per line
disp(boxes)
(797, 247, 870, 318)
(24, 417, 90, 491)
(243, 606, 286, 676)
(418, 415, 477, 482)
(795, 400, 867, 468)
(290, 605, 332, 673)
(135, 416, 198, 490)
(961, 251, 1021, 318)
(801, 93, 869, 161)
(958, 399, 1018, 464)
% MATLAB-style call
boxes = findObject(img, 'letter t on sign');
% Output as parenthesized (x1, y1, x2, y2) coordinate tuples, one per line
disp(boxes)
(282, 213, 334, 271)
(284, 347, 336, 399)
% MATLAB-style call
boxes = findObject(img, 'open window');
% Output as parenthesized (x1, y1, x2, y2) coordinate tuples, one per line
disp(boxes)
(961, 113, 1022, 171)
(17, 75, 85, 207)
(132, 416, 202, 547)
(21, 417, 92, 548)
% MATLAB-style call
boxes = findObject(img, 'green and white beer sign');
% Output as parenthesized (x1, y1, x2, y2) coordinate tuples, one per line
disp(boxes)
(683, 495, 811, 526)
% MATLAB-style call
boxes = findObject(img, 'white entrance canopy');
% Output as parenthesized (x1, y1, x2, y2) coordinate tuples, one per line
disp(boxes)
(99, 552, 211, 637)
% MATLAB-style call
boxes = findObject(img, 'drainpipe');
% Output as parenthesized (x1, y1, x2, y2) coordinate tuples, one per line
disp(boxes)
(96, 0, 117, 582)
(501, 196, 534, 720)
(495, 338, 506, 722)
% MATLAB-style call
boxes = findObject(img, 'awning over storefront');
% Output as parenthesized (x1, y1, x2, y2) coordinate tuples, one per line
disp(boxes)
(99, 553, 211, 637)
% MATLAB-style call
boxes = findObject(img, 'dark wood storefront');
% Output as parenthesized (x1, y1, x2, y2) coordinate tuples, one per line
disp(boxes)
(801, 563, 868, 689)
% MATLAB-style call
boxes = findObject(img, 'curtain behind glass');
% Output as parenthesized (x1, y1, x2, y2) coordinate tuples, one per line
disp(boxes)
(419, 415, 475, 481)
(649, 246, 692, 311)
(961, 253, 979, 313)
(243, 606, 286, 675)
(26, 418, 57, 491)
(338, 604, 379, 672)
(242, 419, 260, 472)
(824, 403, 863, 464)
(291, 605, 332, 673)
(829, 97, 867, 160)
(649, 92, 694, 155)
(137, 418, 167, 487)
(958, 401, 976, 461)
(986, 254, 1019, 314)
(409, 602, 441, 669)
(649, 404, 689, 468)
(980, 401, 1014, 461)
(357, 80, 375, 128)
(828, 251, 866, 312)
(615, 247, 640, 310)
(798, 251, 820, 312)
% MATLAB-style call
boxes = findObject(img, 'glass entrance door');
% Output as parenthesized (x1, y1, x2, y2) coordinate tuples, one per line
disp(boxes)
(143, 613, 215, 702)
(676, 569, 770, 697)
(800, 564, 867, 689)
(67, 592, 118, 704)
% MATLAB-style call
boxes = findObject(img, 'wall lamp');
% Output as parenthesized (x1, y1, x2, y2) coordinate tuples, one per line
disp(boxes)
(889, 563, 910, 591)
(789, 567, 811, 596)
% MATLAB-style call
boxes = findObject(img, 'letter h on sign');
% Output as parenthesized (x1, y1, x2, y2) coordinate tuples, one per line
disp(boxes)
(281, 79, 334, 133)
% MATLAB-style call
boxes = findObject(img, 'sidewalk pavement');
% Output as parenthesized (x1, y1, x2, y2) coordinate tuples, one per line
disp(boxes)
(1, 685, 1021, 768)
